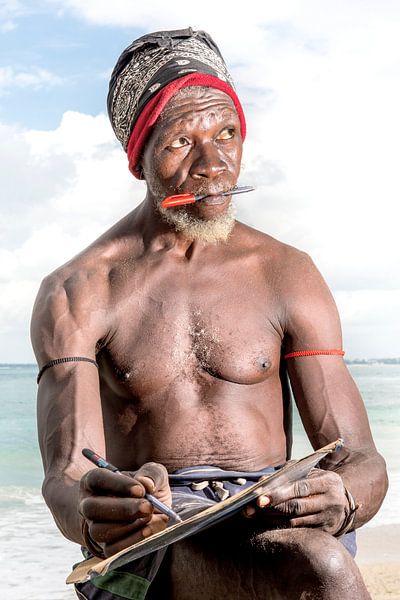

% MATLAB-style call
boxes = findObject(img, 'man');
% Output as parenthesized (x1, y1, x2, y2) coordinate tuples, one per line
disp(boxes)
(31, 28, 387, 599)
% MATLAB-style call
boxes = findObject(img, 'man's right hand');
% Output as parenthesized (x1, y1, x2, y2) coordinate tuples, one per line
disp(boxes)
(79, 462, 171, 557)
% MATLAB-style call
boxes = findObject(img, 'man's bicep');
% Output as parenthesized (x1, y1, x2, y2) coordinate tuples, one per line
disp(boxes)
(282, 253, 374, 453)
(283, 252, 343, 355)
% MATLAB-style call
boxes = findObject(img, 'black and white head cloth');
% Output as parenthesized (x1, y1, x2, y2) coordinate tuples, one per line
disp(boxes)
(107, 27, 246, 178)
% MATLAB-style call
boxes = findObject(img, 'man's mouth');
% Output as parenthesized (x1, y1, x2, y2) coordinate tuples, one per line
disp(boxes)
(201, 193, 231, 206)
(160, 186, 255, 209)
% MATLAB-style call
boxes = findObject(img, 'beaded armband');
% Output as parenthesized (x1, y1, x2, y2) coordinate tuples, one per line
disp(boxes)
(37, 356, 99, 384)
(284, 349, 345, 359)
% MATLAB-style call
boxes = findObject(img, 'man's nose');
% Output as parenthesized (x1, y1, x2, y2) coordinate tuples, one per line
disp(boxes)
(189, 142, 227, 179)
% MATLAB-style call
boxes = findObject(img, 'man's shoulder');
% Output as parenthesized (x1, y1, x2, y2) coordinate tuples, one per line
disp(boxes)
(33, 223, 137, 332)
(42, 214, 142, 296)
(235, 223, 328, 304)
(31, 237, 123, 360)
(39, 248, 110, 303)
(236, 222, 312, 265)
(234, 225, 339, 334)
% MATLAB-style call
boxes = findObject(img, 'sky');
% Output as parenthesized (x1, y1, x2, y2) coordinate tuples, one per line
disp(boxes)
(1, 0, 399, 362)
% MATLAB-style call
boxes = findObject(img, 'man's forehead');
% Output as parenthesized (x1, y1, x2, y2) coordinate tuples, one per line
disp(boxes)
(157, 88, 238, 127)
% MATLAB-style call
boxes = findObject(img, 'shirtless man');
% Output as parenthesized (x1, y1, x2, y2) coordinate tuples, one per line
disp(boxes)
(31, 29, 387, 599)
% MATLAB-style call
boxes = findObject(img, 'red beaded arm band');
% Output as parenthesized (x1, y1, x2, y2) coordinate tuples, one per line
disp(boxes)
(284, 349, 345, 359)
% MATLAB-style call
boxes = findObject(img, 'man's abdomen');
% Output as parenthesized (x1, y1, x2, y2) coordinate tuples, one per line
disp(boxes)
(102, 375, 288, 472)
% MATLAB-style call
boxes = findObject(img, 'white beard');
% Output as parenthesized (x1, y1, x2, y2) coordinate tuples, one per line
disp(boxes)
(158, 201, 236, 243)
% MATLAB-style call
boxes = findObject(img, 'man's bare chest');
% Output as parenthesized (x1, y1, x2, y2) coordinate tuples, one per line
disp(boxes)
(99, 261, 284, 395)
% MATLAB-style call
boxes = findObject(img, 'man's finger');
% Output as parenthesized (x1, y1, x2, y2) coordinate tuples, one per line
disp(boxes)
(142, 514, 170, 538)
(134, 462, 169, 494)
(266, 474, 331, 507)
(103, 528, 148, 557)
(90, 517, 152, 544)
(273, 495, 326, 517)
(289, 513, 324, 528)
(103, 514, 169, 557)
(80, 495, 153, 522)
(81, 468, 145, 498)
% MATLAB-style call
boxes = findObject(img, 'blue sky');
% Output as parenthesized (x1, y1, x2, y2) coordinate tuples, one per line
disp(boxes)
(1, 1, 400, 361)
(0, 8, 141, 129)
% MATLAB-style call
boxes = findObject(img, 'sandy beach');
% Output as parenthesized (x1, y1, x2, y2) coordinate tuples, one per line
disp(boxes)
(356, 525, 400, 599)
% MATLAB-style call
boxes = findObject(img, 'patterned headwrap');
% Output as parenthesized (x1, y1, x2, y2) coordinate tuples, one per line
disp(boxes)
(107, 27, 246, 179)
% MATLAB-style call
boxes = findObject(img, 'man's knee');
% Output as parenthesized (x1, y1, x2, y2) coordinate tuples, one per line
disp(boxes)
(168, 527, 370, 600)
(251, 528, 368, 598)
(254, 528, 351, 572)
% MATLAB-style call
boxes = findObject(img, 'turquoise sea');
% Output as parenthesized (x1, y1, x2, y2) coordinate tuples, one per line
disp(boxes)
(0, 364, 399, 599)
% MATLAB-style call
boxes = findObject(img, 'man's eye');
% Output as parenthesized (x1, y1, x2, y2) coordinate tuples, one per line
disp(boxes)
(169, 137, 189, 149)
(217, 128, 235, 140)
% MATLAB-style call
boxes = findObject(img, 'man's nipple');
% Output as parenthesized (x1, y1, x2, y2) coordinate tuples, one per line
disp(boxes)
(258, 357, 271, 371)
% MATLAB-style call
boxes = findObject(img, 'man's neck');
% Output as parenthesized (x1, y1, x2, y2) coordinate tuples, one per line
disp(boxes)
(136, 196, 207, 258)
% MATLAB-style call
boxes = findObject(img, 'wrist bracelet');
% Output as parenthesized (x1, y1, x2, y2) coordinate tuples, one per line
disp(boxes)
(334, 486, 358, 538)
(81, 519, 106, 559)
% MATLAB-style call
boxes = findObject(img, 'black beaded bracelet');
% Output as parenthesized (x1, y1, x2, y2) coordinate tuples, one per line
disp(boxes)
(334, 486, 358, 538)
(37, 356, 99, 384)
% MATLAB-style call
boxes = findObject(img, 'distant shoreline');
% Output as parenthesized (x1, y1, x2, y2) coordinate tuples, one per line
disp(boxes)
(0, 363, 37, 368)
(345, 358, 400, 365)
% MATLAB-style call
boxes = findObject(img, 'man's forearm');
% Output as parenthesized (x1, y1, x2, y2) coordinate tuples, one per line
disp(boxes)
(42, 474, 84, 545)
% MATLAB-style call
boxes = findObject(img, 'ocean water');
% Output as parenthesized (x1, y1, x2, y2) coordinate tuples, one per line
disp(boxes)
(0, 363, 399, 599)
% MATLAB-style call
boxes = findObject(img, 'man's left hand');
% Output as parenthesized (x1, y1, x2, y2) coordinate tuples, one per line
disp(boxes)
(244, 469, 348, 535)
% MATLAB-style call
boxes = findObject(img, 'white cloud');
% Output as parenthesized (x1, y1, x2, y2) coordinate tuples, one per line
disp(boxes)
(50, 0, 400, 44)
(335, 290, 400, 359)
(0, 0, 25, 19)
(25, 110, 114, 158)
(0, 19, 17, 31)
(0, 66, 63, 94)
(1, 112, 142, 269)
(0, 111, 143, 362)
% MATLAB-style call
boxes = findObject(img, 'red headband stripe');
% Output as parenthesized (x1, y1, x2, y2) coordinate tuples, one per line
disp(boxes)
(126, 73, 246, 179)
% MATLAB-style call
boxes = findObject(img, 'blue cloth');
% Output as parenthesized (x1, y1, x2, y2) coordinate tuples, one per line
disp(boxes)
(170, 464, 279, 519)
(170, 465, 356, 558)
